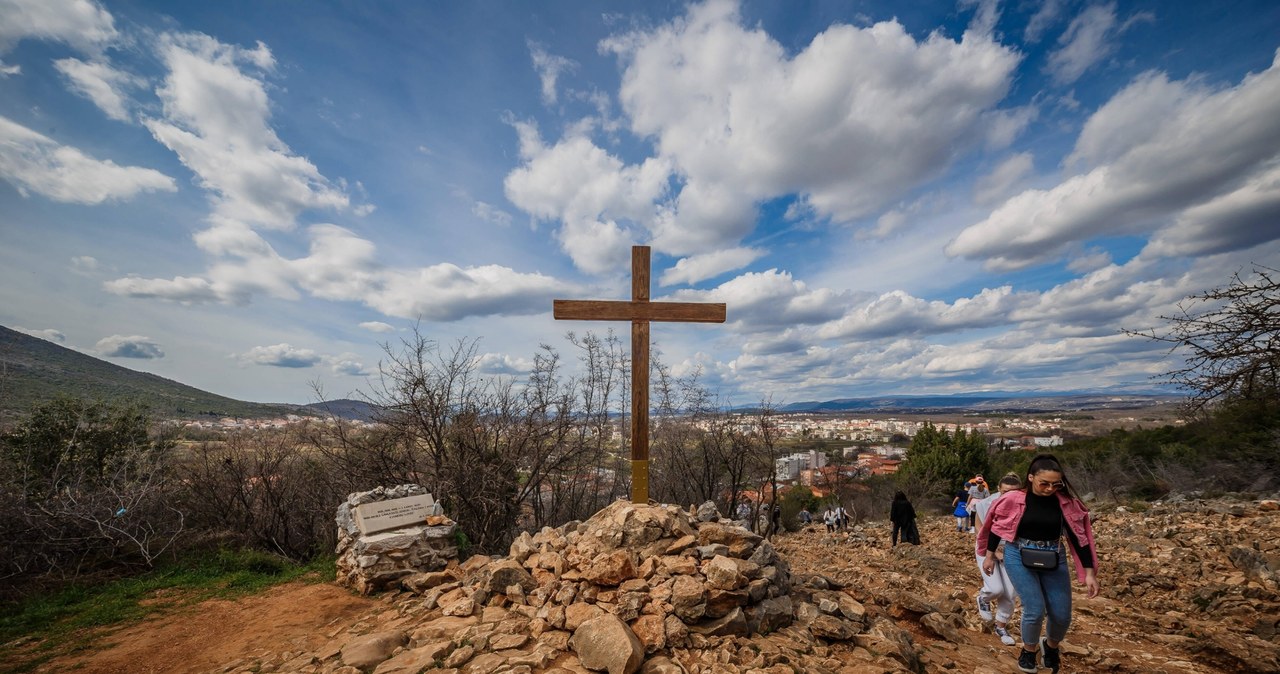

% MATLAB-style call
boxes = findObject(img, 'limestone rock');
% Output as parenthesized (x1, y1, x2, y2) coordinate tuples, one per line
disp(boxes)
(341, 630, 408, 672)
(569, 613, 645, 674)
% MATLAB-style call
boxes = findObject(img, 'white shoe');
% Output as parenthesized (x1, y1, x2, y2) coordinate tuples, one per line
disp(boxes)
(994, 624, 1016, 646)
(976, 594, 993, 622)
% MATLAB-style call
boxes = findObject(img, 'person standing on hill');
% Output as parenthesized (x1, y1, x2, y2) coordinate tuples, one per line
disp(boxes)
(973, 474, 1022, 646)
(889, 491, 919, 546)
(978, 454, 1100, 674)
(968, 476, 990, 531)
(952, 483, 971, 532)
(823, 506, 836, 532)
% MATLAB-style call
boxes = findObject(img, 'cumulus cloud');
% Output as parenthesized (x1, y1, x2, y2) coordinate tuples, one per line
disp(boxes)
(816, 286, 1035, 340)
(327, 355, 371, 376)
(507, 0, 1022, 274)
(476, 352, 534, 375)
(14, 326, 66, 343)
(672, 269, 857, 331)
(239, 343, 321, 368)
(358, 321, 396, 333)
(529, 42, 576, 105)
(372, 263, 572, 321)
(95, 334, 164, 359)
(144, 32, 350, 230)
(0, 0, 118, 55)
(505, 124, 668, 274)
(659, 247, 765, 286)
(949, 54, 1280, 270)
(0, 116, 176, 203)
(54, 58, 144, 121)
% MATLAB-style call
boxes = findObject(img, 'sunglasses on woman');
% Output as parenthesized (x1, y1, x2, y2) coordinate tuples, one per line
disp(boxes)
(1034, 479, 1066, 490)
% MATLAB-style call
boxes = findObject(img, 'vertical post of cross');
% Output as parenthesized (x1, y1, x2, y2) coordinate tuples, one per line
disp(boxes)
(630, 246, 650, 503)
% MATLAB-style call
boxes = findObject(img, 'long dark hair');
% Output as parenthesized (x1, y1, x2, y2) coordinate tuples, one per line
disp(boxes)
(893, 491, 909, 503)
(1023, 453, 1079, 499)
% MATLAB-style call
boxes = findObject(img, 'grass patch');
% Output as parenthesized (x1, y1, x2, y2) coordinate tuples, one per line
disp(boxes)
(0, 549, 335, 674)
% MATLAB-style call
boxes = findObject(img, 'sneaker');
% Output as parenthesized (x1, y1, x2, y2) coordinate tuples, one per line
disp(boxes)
(1040, 638, 1060, 672)
(994, 625, 1016, 646)
(976, 594, 994, 621)
(1017, 647, 1039, 673)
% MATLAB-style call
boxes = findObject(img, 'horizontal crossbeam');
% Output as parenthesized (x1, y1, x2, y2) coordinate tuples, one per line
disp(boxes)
(553, 299, 726, 323)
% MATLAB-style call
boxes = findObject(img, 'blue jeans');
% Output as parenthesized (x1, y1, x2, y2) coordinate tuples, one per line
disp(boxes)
(1003, 543, 1072, 646)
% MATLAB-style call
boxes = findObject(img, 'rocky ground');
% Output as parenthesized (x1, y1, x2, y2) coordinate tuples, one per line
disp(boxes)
(31, 495, 1280, 674)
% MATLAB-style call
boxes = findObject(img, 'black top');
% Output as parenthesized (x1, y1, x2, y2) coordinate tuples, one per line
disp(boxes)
(985, 491, 1095, 569)
(1016, 491, 1063, 540)
(890, 499, 916, 525)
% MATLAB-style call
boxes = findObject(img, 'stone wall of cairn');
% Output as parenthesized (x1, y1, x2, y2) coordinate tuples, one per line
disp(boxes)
(402, 500, 870, 654)
(335, 484, 459, 595)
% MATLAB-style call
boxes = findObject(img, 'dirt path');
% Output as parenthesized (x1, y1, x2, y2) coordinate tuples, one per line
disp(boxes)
(36, 582, 379, 674)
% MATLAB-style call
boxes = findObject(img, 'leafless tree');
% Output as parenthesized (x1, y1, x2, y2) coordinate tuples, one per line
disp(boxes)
(1127, 266, 1280, 413)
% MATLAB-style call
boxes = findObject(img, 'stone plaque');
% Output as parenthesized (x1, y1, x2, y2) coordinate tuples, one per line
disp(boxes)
(354, 493, 436, 535)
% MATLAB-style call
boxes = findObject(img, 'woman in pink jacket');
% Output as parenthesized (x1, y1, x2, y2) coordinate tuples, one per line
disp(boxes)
(978, 454, 1100, 673)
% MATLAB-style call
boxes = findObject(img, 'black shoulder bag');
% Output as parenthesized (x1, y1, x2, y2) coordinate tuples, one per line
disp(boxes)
(1020, 547, 1058, 570)
(1021, 514, 1066, 570)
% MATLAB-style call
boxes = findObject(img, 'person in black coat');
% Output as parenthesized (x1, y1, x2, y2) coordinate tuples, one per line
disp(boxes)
(890, 491, 920, 546)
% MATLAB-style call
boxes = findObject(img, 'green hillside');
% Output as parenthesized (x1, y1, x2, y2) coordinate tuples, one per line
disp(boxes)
(0, 325, 307, 422)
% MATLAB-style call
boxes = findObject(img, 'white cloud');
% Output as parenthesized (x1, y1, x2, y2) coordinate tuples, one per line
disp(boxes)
(476, 352, 533, 375)
(103, 275, 220, 303)
(1024, 0, 1067, 43)
(0, 62, 19, 76)
(508, 0, 1022, 275)
(0, 115, 176, 203)
(95, 334, 164, 359)
(659, 247, 765, 286)
(327, 355, 371, 377)
(54, 58, 144, 121)
(239, 343, 321, 368)
(528, 42, 577, 105)
(1144, 163, 1280, 257)
(144, 32, 349, 230)
(14, 326, 66, 343)
(949, 54, 1280, 270)
(959, 0, 1001, 38)
(607, 1, 1020, 227)
(973, 152, 1034, 206)
(0, 0, 117, 55)
(372, 263, 572, 321)
(1045, 3, 1151, 86)
(672, 268, 857, 331)
(816, 286, 1035, 340)
(504, 125, 669, 274)
(472, 200, 513, 226)
(358, 321, 396, 333)
(70, 255, 99, 273)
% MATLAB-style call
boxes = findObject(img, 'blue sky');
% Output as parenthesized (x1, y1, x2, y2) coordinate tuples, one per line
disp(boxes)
(2, 0, 1279, 406)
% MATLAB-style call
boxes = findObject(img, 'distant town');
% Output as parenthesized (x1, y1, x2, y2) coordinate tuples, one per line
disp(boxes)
(173, 408, 1185, 485)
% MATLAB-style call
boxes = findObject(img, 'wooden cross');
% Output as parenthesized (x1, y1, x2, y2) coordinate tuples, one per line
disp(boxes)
(554, 246, 726, 503)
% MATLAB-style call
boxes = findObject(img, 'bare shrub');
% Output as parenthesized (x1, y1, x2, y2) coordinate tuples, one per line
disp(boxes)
(177, 428, 338, 560)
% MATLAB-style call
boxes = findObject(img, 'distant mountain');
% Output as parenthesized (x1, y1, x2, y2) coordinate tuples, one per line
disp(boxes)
(0, 325, 309, 421)
(772, 391, 1182, 414)
(303, 398, 382, 422)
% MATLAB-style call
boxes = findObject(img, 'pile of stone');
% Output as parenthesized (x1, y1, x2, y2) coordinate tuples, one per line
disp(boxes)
(230, 499, 913, 674)
(335, 485, 458, 595)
